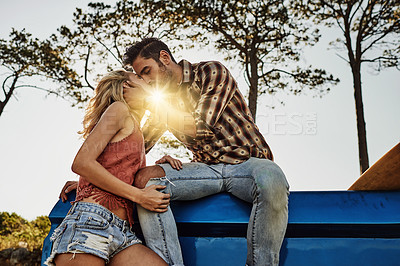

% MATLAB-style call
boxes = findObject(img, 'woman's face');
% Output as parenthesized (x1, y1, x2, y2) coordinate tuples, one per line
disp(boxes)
(123, 72, 150, 109)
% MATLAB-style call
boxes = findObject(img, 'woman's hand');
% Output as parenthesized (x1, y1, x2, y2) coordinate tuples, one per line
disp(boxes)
(59, 181, 78, 202)
(156, 155, 183, 170)
(136, 185, 171, 212)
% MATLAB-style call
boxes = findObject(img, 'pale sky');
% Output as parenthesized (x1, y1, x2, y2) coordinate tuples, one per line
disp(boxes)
(1, 0, 399, 221)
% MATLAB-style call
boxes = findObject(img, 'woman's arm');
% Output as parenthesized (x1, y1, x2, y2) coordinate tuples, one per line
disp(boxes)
(71, 101, 170, 212)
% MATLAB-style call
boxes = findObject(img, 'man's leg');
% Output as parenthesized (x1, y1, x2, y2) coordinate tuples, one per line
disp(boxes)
(224, 157, 289, 266)
(135, 162, 225, 266)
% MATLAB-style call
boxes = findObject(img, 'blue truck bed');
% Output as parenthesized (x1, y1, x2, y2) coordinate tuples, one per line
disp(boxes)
(41, 190, 400, 265)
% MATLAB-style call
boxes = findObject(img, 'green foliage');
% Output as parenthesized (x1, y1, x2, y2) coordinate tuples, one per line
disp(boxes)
(0, 212, 50, 251)
(302, 0, 400, 72)
(141, 0, 340, 117)
(44, 0, 339, 119)
(53, 0, 171, 89)
(0, 29, 87, 116)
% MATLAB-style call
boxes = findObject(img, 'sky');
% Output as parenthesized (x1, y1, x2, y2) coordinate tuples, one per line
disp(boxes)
(0, 0, 399, 221)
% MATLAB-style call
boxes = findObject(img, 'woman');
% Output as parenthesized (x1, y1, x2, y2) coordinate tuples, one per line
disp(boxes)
(45, 70, 181, 266)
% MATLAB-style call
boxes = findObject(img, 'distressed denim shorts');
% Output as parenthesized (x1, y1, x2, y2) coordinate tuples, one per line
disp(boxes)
(45, 202, 142, 265)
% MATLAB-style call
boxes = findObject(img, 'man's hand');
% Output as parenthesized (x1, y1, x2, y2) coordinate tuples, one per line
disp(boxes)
(156, 155, 183, 170)
(59, 181, 78, 202)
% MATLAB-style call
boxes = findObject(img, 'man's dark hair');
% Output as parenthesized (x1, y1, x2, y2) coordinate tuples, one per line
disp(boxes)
(123, 38, 177, 67)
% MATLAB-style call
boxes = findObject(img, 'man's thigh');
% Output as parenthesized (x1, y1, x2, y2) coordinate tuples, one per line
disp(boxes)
(149, 162, 225, 201)
(223, 157, 288, 202)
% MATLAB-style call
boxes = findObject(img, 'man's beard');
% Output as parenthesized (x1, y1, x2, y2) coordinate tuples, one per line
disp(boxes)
(156, 66, 178, 94)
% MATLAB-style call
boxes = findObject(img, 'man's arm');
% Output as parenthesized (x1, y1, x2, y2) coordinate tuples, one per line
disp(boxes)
(59, 180, 78, 202)
(164, 107, 196, 138)
(145, 61, 235, 142)
(193, 61, 236, 140)
(142, 113, 168, 153)
(145, 100, 196, 141)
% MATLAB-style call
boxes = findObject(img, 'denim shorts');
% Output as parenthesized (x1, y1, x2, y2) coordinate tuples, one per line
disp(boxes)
(45, 202, 142, 265)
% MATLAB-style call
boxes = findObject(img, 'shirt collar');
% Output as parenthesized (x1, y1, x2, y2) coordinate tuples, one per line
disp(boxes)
(178, 59, 194, 86)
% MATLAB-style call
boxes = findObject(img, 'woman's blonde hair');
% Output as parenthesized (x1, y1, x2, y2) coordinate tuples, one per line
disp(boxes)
(79, 70, 131, 139)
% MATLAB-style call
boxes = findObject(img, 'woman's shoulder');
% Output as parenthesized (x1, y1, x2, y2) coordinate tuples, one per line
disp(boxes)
(98, 101, 131, 124)
(108, 101, 129, 111)
(103, 101, 130, 116)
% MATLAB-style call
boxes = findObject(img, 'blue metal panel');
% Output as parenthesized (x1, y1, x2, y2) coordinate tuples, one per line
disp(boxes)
(42, 191, 400, 225)
(172, 191, 400, 224)
(172, 193, 251, 223)
(287, 191, 400, 224)
(41, 191, 400, 265)
(41, 191, 76, 265)
(280, 238, 400, 266)
(178, 237, 400, 266)
(179, 237, 247, 266)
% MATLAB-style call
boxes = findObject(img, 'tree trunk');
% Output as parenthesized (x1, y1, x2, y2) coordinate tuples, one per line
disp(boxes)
(0, 101, 6, 117)
(248, 50, 259, 121)
(352, 64, 370, 174)
(248, 77, 258, 122)
(0, 75, 18, 117)
(342, 6, 370, 175)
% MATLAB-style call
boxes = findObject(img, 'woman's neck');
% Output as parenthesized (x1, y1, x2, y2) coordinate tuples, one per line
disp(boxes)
(131, 109, 145, 123)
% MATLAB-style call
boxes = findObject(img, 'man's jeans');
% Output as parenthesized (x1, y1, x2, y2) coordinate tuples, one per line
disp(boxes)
(137, 157, 289, 266)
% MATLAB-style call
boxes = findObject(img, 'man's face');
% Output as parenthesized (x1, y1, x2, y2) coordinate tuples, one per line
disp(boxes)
(123, 72, 149, 109)
(131, 56, 174, 91)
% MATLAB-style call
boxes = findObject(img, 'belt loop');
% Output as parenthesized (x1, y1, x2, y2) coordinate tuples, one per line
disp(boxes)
(110, 212, 115, 225)
(122, 220, 126, 232)
(68, 202, 77, 215)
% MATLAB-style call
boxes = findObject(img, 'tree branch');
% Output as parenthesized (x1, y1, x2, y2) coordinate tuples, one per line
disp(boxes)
(197, 13, 247, 55)
(14, 84, 63, 98)
(84, 45, 94, 90)
(2, 74, 16, 96)
(358, 0, 378, 40)
(349, 0, 364, 24)
(361, 56, 399, 63)
(112, 29, 122, 61)
(93, 34, 121, 64)
(319, 0, 346, 34)
(335, 52, 350, 63)
(361, 21, 399, 55)
(0, 73, 19, 110)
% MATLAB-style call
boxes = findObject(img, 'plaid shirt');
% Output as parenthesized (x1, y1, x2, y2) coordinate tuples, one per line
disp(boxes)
(142, 60, 273, 164)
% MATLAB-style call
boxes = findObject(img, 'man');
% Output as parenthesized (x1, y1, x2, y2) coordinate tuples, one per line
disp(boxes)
(124, 38, 289, 266)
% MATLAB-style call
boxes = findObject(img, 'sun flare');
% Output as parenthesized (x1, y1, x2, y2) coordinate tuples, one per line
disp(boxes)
(148, 90, 165, 104)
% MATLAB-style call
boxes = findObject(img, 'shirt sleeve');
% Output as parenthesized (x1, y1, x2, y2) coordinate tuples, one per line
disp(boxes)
(141, 113, 168, 154)
(193, 61, 237, 140)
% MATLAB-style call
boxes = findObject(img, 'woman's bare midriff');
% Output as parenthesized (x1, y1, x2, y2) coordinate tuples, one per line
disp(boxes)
(80, 196, 129, 222)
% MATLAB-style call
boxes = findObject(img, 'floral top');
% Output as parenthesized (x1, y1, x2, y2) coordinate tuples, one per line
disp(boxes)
(75, 123, 146, 226)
